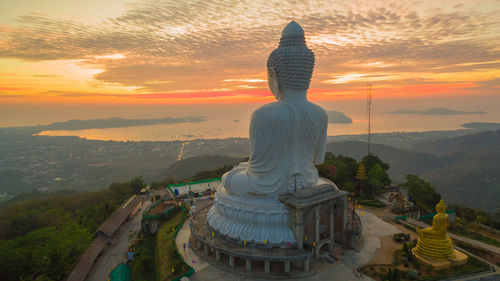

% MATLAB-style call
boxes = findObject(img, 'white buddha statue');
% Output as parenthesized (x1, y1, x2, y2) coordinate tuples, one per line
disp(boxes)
(207, 21, 328, 246)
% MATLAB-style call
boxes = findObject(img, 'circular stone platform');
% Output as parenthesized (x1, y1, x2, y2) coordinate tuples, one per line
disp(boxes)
(190, 202, 314, 278)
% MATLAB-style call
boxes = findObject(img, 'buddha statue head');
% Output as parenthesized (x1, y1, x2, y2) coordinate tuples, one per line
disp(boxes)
(436, 199, 446, 214)
(267, 21, 315, 99)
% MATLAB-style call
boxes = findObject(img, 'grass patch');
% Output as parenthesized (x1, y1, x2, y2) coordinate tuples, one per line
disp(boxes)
(358, 198, 386, 208)
(156, 209, 190, 281)
(394, 219, 417, 232)
(455, 240, 500, 266)
(449, 220, 500, 248)
(131, 237, 156, 281)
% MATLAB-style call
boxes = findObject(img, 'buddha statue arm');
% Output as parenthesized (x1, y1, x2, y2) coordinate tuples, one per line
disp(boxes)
(313, 109, 328, 165)
(313, 117, 327, 165)
(245, 105, 290, 194)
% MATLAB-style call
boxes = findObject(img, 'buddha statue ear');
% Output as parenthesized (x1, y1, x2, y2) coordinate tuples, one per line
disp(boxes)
(267, 67, 280, 100)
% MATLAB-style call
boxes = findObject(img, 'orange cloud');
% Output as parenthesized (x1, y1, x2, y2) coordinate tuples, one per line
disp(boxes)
(379, 83, 478, 97)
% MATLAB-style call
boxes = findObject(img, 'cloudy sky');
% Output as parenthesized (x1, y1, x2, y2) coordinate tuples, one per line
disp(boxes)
(0, 0, 499, 109)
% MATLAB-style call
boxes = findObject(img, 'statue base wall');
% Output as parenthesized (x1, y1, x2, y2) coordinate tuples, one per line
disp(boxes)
(197, 178, 358, 277)
(207, 185, 296, 246)
(195, 202, 313, 278)
(280, 178, 350, 259)
(412, 248, 468, 270)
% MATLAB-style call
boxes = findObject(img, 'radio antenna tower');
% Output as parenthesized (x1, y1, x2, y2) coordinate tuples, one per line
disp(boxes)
(367, 83, 372, 154)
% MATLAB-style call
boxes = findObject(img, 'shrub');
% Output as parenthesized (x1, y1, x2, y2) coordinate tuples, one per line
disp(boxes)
(131, 237, 156, 281)
(393, 233, 410, 243)
(408, 270, 419, 279)
(358, 199, 386, 208)
(156, 211, 190, 281)
(401, 256, 408, 264)
(383, 268, 402, 281)
(414, 262, 421, 270)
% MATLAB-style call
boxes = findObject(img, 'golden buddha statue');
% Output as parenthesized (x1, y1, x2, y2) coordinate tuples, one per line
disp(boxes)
(412, 200, 467, 269)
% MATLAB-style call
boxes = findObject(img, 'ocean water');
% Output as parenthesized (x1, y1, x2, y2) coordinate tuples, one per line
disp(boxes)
(2, 96, 498, 141)
(35, 111, 500, 141)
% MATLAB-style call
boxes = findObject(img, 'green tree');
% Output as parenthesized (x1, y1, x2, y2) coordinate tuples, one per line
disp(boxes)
(495, 210, 500, 229)
(129, 176, 147, 193)
(362, 154, 390, 171)
(0, 224, 91, 281)
(475, 215, 487, 224)
(402, 242, 413, 262)
(360, 154, 391, 196)
(368, 164, 391, 189)
(317, 154, 358, 192)
(34, 275, 54, 281)
(401, 175, 441, 212)
(131, 237, 156, 281)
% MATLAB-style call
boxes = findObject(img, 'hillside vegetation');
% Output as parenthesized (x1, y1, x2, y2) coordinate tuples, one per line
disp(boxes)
(0, 177, 146, 281)
(326, 130, 499, 212)
(163, 155, 243, 180)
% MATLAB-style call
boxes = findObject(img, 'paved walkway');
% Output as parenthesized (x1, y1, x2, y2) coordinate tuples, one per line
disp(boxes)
(175, 218, 209, 272)
(86, 200, 151, 281)
(407, 219, 500, 255)
(189, 259, 375, 281)
(342, 210, 399, 268)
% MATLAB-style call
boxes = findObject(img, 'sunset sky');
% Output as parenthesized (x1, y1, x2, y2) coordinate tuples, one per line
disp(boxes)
(0, 0, 499, 127)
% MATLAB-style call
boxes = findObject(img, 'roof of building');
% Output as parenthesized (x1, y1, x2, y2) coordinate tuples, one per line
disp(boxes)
(66, 236, 107, 281)
(96, 195, 142, 238)
(67, 195, 142, 281)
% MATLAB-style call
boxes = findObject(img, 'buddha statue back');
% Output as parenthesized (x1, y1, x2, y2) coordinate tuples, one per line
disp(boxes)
(207, 21, 329, 246)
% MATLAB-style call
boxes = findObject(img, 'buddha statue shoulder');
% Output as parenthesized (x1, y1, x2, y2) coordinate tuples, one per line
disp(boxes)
(222, 21, 328, 198)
